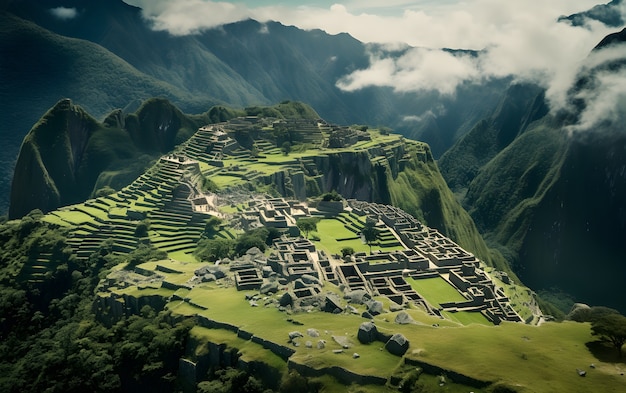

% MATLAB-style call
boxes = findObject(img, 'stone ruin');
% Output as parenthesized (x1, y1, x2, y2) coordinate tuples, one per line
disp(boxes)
(227, 197, 523, 325)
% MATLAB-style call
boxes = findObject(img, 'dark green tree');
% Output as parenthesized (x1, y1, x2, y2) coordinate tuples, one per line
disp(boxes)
(203, 216, 222, 237)
(281, 141, 292, 155)
(195, 238, 235, 261)
(361, 220, 379, 255)
(340, 246, 354, 258)
(591, 313, 626, 358)
(296, 217, 319, 239)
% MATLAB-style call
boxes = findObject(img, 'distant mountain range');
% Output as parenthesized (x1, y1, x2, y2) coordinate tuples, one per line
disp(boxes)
(4, 0, 626, 313)
(0, 0, 508, 214)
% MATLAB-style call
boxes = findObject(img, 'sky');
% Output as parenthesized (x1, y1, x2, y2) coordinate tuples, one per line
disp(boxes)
(124, 0, 626, 130)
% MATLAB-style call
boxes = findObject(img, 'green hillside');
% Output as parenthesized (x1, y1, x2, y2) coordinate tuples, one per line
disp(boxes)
(1, 114, 625, 392)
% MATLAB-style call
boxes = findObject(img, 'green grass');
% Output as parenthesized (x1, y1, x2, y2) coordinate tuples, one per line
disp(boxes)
(406, 277, 467, 306)
(442, 310, 491, 326)
(312, 218, 369, 255)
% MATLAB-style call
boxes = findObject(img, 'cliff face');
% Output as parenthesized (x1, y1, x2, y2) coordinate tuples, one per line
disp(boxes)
(264, 138, 505, 269)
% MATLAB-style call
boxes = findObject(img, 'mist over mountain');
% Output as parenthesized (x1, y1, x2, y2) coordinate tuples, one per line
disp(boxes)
(439, 22, 626, 313)
(0, 0, 511, 214)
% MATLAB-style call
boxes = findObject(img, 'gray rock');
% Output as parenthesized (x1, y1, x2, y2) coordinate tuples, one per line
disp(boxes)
(279, 292, 294, 307)
(367, 300, 384, 316)
(346, 305, 359, 314)
(324, 293, 343, 313)
(361, 311, 373, 319)
(344, 289, 369, 304)
(353, 353, 360, 359)
(357, 322, 378, 344)
(306, 328, 320, 337)
(201, 273, 216, 282)
(317, 340, 326, 349)
(305, 341, 312, 348)
(260, 280, 279, 294)
(385, 333, 409, 356)
(332, 335, 351, 349)
(332, 349, 343, 354)
(246, 247, 263, 257)
(394, 311, 414, 325)
(289, 331, 303, 340)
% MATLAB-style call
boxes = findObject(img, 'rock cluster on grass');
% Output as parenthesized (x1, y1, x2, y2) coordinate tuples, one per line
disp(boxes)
(357, 322, 409, 356)
(365, 299, 384, 316)
(194, 264, 226, 282)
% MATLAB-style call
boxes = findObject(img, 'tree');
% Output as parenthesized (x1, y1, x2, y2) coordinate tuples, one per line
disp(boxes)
(195, 238, 234, 261)
(340, 247, 354, 258)
(281, 141, 292, 155)
(203, 216, 222, 237)
(361, 220, 379, 254)
(296, 217, 319, 239)
(591, 313, 626, 358)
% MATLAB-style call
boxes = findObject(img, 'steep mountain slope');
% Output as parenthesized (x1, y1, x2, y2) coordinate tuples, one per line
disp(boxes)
(439, 83, 549, 192)
(441, 29, 626, 312)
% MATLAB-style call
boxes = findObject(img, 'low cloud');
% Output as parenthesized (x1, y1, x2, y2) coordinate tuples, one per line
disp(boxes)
(564, 43, 626, 133)
(125, 0, 626, 125)
(337, 48, 481, 95)
(49, 7, 78, 20)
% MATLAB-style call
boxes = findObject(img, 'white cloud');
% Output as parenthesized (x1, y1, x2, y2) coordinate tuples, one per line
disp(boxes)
(49, 7, 78, 20)
(337, 48, 481, 95)
(564, 44, 626, 133)
(125, 0, 624, 118)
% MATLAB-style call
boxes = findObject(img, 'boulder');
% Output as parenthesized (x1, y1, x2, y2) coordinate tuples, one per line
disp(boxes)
(246, 247, 263, 257)
(357, 322, 378, 344)
(367, 300, 384, 316)
(289, 331, 303, 340)
(201, 273, 216, 282)
(324, 293, 343, 313)
(306, 328, 320, 337)
(361, 311, 373, 319)
(260, 280, 279, 294)
(394, 311, 414, 325)
(385, 333, 409, 356)
(332, 335, 351, 349)
(279, 292, 294, 307)
(344, 289, 369, 304)
(317, 340, 326, 349)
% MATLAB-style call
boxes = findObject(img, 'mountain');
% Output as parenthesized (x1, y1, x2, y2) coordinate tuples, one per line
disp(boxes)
(559, 0, 624, 27)
(439, 28, 626, 313)
(8, 98, 322, 219)
(0, 0, 511, 215)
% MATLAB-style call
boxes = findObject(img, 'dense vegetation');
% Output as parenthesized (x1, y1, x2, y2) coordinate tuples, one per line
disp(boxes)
(0, 211, 192, 392)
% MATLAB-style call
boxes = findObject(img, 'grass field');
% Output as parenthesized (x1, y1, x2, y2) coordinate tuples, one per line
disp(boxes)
(406, 277, 467, 306)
